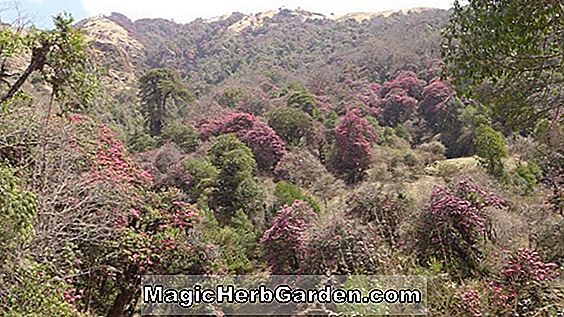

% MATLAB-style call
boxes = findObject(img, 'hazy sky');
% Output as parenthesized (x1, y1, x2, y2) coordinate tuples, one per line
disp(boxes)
(1, 0, 456, 28)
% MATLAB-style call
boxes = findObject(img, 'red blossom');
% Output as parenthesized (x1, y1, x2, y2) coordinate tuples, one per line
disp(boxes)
(198, 111, 288, 171)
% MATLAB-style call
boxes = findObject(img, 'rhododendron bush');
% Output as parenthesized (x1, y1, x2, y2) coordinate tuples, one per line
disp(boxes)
(460, 248, 560, 317)
(199, 111, 288, 171)
(301, 216, 386, 275)
(260, 201, 317, 274)
(414, 177, 507, 275)
(332, 108, 378, 183)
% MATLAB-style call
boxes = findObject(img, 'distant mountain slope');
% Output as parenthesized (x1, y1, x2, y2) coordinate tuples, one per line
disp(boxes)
(78, 8, 449, 93)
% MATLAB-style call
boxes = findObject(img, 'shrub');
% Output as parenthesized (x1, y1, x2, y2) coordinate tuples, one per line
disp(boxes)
(486, 249, 560, 316)
(512, 162, 542, 194)
(273, 149, 346, 201)
(183, 158, 219, 201)
(287, 87, 318, 118)
(260, 201, 318, 274)
(301, 216, 386, 275)
(414, 177, 507, 276)
(161, 120, 201, 153)
(474, 124, 508, 177)
(267, 107, 313, 146)
(419, 79, 452, 124)
(199, 112, 288, 171)
(378, 88, 418, 127)
(346, 186, 410, 246)
(0, 164, 37, 257)
(197, 208, 259, 274)
(332, 108, 378, 183)
(273, 181, 321, 214)
(380, 70, 423, 99)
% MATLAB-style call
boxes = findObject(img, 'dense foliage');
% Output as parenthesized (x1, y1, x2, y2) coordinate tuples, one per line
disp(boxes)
(0, 5, 562, 316)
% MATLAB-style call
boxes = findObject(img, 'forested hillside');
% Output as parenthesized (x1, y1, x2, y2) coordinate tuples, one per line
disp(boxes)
(0, 2, 562, 316)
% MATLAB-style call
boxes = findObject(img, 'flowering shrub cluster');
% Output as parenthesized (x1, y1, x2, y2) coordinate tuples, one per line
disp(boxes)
(380, 70, 423, 99)
(301, 216, 385, 275)
(378, 88, 418, 126)
(419, 79, 452, 123)
(415, 177, 507, 275)
(199, 111, 288, 171)
(489, 248, 559, 315)
(260, 201, 317, 274)
(333, 108, 378, 183)
(69, 116, 152, 188)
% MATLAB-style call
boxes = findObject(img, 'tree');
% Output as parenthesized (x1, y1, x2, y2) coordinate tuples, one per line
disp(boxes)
(332, 108, 377, 183)
(378, 88, 418, 127)
(267, 106, 313, 146)
(260, 201, 317, 274)
(139, 68, 194, 135)
(1, 14, 97, 111)
(207, 134, 264, 220)
(199, 112, 288, 171)
(474, 124, 508, 177)
(443, 0, 564, 134)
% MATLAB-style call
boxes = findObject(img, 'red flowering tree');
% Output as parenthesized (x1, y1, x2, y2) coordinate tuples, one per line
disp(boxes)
(419, 79, 453, 125)
(199, 111, 288, 171)
(380, 70, 423, 99)
(414, 177, 507, 275)
(333, 108, 378, 183)
(260, 201, 317, 274)
(378, 88, 418, 126)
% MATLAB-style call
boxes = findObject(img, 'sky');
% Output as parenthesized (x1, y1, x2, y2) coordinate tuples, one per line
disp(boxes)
(0, 0, 456, 28)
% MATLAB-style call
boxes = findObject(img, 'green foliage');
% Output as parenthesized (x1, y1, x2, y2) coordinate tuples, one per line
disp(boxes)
(273, 181, 321, 214)
(473, 124, 508, 177)
(126, 128, 160, 152)
(216, 87, 244, 108)
(286, 85, 319, 118)
(139, 68, 194, 135)
(443, 0, 564, 130)
(0, 14, 97, 110)
(207, 134, 264, 220)
(0, 164, 37, 255)
(184, 158, 219, 201)
(3, 262, 83, 317)
(198, 208, 259, 273)
(161, 120, 201, 153)
(512, 162, 543, 194)
(267, 106, 312, 146)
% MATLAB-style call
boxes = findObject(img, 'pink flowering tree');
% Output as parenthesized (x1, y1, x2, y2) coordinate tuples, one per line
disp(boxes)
(378, 88, 418, 126)
(380, 70, 423, 99)
(199, 111, 288, 171)
(414, 177, 507, 275)
(333, 108, 378, 183)
(419, 79, 453, 126)
(66, 116, 214, 316)
(260, 201, 318, 274)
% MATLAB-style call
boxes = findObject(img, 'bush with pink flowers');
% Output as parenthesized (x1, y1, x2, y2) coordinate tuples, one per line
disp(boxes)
(414, 177, 507, 275)
(199, 111, 288, 171)
(260, 201, 318, 274)
(331, 108, 378, 183)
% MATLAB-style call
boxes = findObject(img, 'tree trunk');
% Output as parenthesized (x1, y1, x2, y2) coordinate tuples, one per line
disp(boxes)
(0, 45, 48, 104)
(106, 286, 137, 317)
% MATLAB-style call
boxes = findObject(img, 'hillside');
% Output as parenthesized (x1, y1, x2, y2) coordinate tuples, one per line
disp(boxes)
(79, 8, 448, 91)
(0, 4, 562, 317)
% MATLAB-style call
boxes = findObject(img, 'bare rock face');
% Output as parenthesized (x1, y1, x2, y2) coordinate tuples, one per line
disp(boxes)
(79, 15, 145, 89)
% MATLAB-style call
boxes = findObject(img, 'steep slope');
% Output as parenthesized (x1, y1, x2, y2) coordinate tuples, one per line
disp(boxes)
(79, 8, 449, 93)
